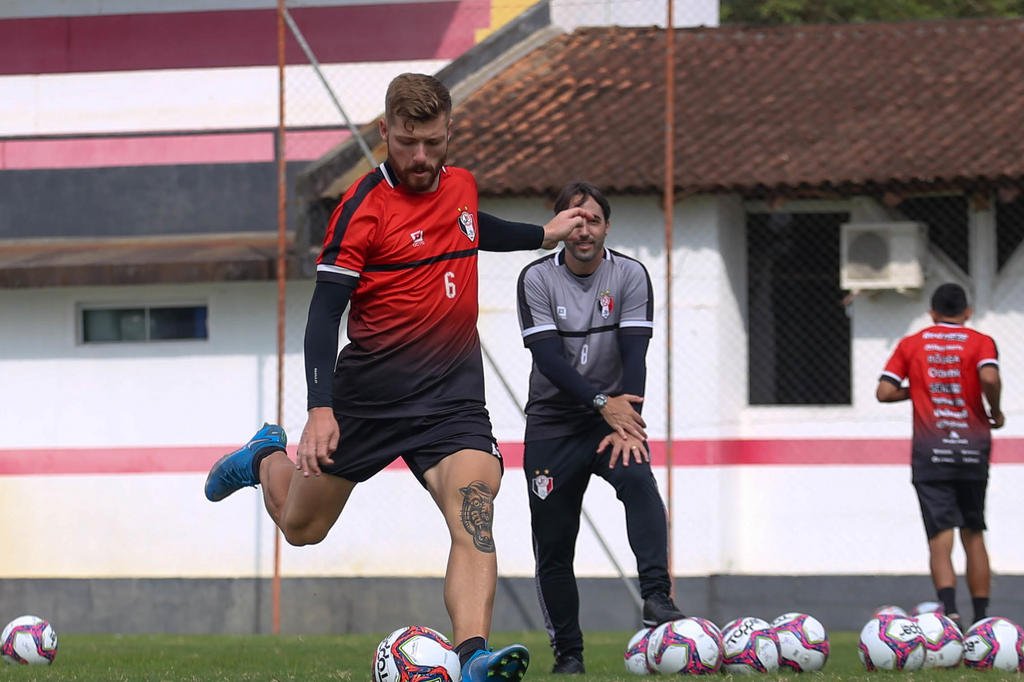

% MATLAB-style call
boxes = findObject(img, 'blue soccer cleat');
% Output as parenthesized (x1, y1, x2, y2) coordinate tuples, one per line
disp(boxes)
(462, 644, 530, 681)
(204, 423, 287, 502)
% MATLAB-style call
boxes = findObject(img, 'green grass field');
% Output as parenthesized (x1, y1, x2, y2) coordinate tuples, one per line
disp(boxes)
(1, 630, 1021, 681)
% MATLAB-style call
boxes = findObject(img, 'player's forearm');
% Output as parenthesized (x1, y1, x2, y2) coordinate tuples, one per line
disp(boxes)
(304, 280, 353, 409)
(618, 333, 649, 399)
(982, 380, 1002, 414)
(477, 212, 543, 252)
(528, 336, 600, 407)
(980, 366, 1002, 414)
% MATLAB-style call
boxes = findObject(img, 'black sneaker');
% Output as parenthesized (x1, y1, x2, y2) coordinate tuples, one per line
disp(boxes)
(642, 592, 686, 627)
(552, 654, 585, 674)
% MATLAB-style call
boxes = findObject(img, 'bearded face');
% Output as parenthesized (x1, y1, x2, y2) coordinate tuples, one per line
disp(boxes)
(381, 114, 450, 193)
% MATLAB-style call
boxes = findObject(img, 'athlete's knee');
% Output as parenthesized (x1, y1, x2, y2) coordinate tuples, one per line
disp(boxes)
(280, 517, 330, 546)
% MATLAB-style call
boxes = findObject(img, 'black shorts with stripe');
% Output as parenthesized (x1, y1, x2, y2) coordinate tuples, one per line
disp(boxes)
(322, 405, 502, 487)
(913, 479, 988, 539)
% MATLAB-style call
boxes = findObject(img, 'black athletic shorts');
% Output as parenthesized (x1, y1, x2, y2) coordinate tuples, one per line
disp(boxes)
(913, 479, 988, 539)
(321, 406, 502, 487)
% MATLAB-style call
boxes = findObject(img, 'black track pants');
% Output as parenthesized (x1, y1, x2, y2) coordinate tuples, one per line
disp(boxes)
(524, 428, 671, 658)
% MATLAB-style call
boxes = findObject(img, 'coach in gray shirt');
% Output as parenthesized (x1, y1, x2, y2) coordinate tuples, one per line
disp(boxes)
(516, 181, 684, 675)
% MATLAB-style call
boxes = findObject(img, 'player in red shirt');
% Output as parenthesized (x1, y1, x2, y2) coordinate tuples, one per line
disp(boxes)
(205, 73, 592, 681)
(877, 282, 1004, 625)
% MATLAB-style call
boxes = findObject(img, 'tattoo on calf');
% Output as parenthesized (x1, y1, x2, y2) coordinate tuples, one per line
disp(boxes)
(459, 480, 496, 553)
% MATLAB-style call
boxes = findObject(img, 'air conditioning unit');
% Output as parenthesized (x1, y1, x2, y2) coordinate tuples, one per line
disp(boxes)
(840, 222, 927, 290)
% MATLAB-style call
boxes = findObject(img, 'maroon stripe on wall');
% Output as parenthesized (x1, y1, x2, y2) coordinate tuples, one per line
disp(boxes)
(0, 2, 490, 75)
(2, 438, 1023, 475)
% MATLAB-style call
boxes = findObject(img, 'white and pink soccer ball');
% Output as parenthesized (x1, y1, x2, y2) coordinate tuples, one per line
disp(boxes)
(963, 616, 1024, 672)
(646, 617, 723, 674)
(1, 615, 58, 666)
(914, 612, 963, 668)
(371, 625, 460, 682)
(858, 614, 926, 671)
(771, 612, 829, 672)
(624, 627, 656, 675)
(913, 600, 944, 616)
(872, 604, 909, 617)
(720, 616, 780, 674)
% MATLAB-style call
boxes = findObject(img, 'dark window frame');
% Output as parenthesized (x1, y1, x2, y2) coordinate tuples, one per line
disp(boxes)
(78, 303, 209, 344)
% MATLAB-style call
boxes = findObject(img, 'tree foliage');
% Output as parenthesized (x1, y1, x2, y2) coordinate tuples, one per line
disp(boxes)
(721, 0, 1024, 24)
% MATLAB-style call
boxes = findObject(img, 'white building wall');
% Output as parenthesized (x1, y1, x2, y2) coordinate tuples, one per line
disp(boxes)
(2, 194, 1022, 580)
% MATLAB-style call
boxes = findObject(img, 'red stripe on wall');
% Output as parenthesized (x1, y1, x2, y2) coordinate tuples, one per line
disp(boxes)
(0, 3, 489, 75)
(2, 438, 1022, 476)
(1, 130, 350, 170)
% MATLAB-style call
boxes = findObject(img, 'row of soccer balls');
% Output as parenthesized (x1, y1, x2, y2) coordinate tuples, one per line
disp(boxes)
(627, 612, 828, 675)
(860, 612, 1024, 672)
(1, 615, 58, 666)
(370, 614, 829, 681)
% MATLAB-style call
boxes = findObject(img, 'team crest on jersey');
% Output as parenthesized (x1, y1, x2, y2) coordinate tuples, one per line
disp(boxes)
(458, 209, 476, 241)
(598, 290, 614, 319)
(531, 470, 554, 500)
(410, 230, 425, 247)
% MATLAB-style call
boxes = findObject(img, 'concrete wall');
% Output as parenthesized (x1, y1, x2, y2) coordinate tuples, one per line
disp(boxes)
(2, 575, 1021, 635)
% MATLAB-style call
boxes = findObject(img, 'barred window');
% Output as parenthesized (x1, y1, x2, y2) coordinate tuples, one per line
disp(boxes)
(897, 195, 968, 274)
(996, 193, 1024, 272)
(747, 212, 851, 406)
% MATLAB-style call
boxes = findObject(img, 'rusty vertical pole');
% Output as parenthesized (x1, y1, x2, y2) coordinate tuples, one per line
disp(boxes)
(663, 0, 676, 584)
(273, 0, 287, 636)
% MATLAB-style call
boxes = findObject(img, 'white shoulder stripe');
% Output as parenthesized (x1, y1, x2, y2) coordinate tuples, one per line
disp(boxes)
(317, 264, 360, 278)
(620, 319, 654, 329)
(881, 370, 903, 382)
(522, 323, 557, 337)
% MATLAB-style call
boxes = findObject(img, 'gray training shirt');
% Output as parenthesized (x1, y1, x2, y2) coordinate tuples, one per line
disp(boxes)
(516, 248, 654, 441)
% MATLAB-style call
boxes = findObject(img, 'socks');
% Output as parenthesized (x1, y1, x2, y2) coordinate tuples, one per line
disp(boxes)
(936, 587, 958, 617)
(972, 596, 989, 623)
(455, 637, 487, 668)
(250, 446, 280, 481)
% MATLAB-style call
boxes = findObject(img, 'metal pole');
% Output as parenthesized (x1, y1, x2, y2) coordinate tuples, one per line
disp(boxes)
(479, 342, 643, 608)
(273, 0, 287, 637)
(663, 0, 677, 587)
(281, 7, 376, 167)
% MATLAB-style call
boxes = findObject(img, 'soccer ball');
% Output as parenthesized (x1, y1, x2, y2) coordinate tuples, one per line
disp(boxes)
(1, 615, 58, 665)
(913, 600, 943, 615)
(872, 604, 909, 617)
(646, 617, 723, 674)
(372, 625, 461, 682)
(963, 616, 1024, 672)
(771, 612, 829, 672)
(624, 627, 656, 675)
(914, 612, 963, 668)
(858, 614, 926, 671)
(721, 616, 780, 674)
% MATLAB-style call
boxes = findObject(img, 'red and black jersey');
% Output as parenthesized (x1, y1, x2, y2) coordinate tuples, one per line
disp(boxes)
(316, 163, 484, 417)
(881, 322, 999, 481)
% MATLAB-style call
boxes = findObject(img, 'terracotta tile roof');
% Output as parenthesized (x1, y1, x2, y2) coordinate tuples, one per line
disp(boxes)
(449, 18, 1024, 198)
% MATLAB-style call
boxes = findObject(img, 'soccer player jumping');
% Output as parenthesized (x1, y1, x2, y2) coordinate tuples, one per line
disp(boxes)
(204, 73, 593, 681)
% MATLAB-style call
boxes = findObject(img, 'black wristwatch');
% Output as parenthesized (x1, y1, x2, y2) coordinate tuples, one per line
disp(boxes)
(592, 393, 609, 411)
